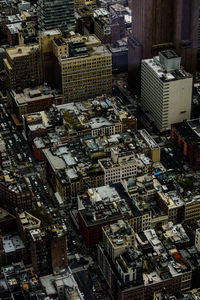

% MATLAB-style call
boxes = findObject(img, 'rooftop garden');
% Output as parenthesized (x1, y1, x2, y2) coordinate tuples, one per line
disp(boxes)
(116, 257, 128, 273)
(63, 110, 85, 131)
(29, 207, 53, 229)
(175, 176, 194, 191)
(85, 163, 103, 175)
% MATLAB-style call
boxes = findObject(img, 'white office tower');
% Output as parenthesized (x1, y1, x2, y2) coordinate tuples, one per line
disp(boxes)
(195, 228, 200, 252)
(38, 0, 75, 32)
(141, 50, 193, 132)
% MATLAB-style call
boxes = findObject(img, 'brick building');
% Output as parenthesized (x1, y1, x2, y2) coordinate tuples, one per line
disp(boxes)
(8, 85, 63, 121)
(171, 119, 200, 168)
(0, 179, 33, 213)
(17, 211, 68, 275)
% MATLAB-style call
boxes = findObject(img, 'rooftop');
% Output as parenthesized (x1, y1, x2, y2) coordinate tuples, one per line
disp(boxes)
(0, 208, 16, 222)
(6, 44, 40, 58)
(2, 233, 24, 253)
(172, 119, 200, 146)
(78, 182, 141, 226)
(11, 85, 55, 105)
(19, 211, 41, 230)
(0, 169, 31, 195)
(143, 56, 192, 82)
(104, 219, 135, 249)
(40, 268, 83, 299)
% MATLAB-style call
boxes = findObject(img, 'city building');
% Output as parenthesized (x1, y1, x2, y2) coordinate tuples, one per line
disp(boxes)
(93, 8, 110, 44)
(99, 146, 137, 185)
(108, 39, 128, 72)
(141, 50, 192, 131)
(102, 220, 135, 262)
(129, 0, 199, 91)
(139, 129, 160, 162)
(195, 228, 200, 252)
(8, 84, 63, 121)
(2, 262, 42, 296)
(4, 44, 43, 91)
(18, 21, 37, 45)
(39, 29, 62, 87)
(0, 169, 33, 212)
(53, 34, 112, 102)
(155, 171, 200, 224)
(122, 175, 168, 228)
(42, 129, 158, 204)
(24, 95, 137, 147)
(78, 183, 151, 247)
(171, 119, 200, 168)
(18, 210, 68, 275)
(1, 233, 26, 265)
(29, 226, 68, 275)
(154, 290, 200, 300)
(37, 0, 75, 32)
(1, 14, 37, 46)
(93, 8, 130, 46)
(43, 142, 105, 204)
(98, 224, 193, 300)
(40, 268, 84, 299)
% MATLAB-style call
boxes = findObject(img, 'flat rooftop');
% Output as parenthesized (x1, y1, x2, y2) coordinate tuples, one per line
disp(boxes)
(2, 234, 24, 253)
(143, 56, 192, 82)
(79, 183, 138, 226)
(6, 44, 40, 58)
(12, 86, 54, 105)
(39, 29, 61, 37)
(161, 49, 180, 59)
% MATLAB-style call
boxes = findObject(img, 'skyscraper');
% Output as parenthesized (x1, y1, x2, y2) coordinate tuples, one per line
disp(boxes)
(38, 0, 75, 32)
(129, 0, 199, 91)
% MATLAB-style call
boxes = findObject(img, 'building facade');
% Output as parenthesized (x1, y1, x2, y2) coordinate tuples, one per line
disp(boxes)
(129, 0, 199, 91)
(37, 0, 75, 32)
(171, 119, 200, 168)
(141, 50, 192, 131)
(4, 44, 43, 91)
(58, 38, 112, 102)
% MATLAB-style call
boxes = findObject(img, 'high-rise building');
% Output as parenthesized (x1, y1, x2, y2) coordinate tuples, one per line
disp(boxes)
(53, 34, 112, 102)
(29, 226, 68, 275)
(37, 0, 75, 32)
(129, 0, 199, 91)
(141, 50, 193, 132)
(4, 44, 43, 90)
